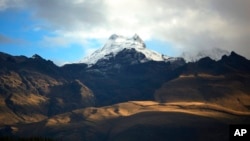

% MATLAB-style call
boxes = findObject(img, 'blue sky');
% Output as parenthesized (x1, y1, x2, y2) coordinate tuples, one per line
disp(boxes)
(0, 8, 88, 64)
(0, 0, 249, 65)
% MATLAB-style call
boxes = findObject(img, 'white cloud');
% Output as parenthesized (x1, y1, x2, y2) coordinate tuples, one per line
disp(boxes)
(2, 0, 250, 59)
(0, 0, 7, 10)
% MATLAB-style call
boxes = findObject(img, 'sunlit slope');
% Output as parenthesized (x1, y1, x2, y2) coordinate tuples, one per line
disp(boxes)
(17, 101, 250, 141)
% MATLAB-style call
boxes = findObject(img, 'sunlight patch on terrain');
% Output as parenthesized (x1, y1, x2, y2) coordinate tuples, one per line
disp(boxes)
(11, 94, 48, 106)
(45, 101, 250, 127)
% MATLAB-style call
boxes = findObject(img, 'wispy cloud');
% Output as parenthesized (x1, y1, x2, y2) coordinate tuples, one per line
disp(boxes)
(0, 34, 24, 44)
(0, 34, 12, 43)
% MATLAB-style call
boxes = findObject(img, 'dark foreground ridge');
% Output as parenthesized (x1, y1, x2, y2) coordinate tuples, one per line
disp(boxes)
(0, 136, 54, 141)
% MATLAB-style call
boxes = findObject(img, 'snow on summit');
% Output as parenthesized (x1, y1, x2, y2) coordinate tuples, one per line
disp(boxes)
(181, 48, 230, 62)
(82, 34, 169, 65)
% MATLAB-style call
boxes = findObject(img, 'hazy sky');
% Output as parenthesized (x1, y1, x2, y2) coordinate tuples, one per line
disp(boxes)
(0, 0, 249, 65)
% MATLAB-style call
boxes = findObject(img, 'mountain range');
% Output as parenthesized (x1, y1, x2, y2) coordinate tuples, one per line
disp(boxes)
(0, 34, 250, 141)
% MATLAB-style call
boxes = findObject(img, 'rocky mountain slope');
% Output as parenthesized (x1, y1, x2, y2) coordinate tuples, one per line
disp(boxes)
(155, 52, 250, 112)
(0, 52, 95, 126)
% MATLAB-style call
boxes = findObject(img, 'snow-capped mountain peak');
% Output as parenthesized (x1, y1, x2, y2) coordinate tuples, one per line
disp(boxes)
(132, 34, 145, 46)
(105, 34, 145, 49)
(82, 34, 169, 65)
(181, 48, 230, 62)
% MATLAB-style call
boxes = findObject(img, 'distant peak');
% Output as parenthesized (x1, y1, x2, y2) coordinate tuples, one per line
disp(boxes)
(106, 34, 146, 48)
(132, 33, 140, 40)
(32, 54, 43, 60)
(109, 34, 120, 40)
(182, 48, 230, 62)
(132, 34, 144, 45)
(230, 51, 237, 56)
(229, 51, 246, 60)
(108, 34, 143, 43)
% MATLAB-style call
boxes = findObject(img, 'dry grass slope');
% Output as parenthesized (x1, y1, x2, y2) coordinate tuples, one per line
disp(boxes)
(15, 100, 250, 141)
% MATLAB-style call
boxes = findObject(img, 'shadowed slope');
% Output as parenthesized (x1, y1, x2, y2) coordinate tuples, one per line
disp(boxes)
(155, 52, 250, 112)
